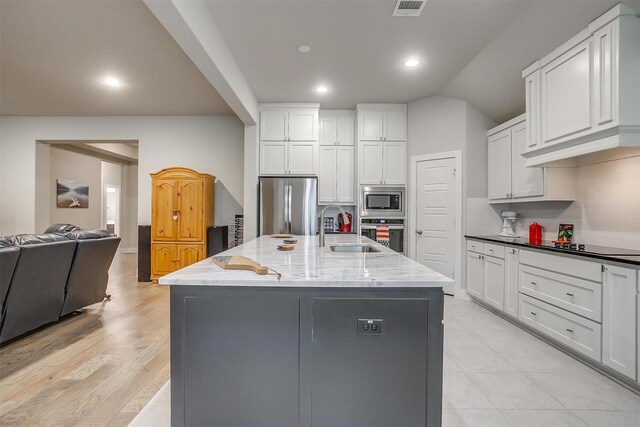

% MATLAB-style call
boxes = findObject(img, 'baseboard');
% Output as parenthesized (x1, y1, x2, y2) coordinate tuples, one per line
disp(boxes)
(119, 247, 138, 254)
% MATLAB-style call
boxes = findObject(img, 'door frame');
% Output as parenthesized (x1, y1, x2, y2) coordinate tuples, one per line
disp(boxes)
(408, 151, 462, 294)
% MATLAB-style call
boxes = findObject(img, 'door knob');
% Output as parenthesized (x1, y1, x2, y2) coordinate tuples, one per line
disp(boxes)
(416, 230, 423, 235)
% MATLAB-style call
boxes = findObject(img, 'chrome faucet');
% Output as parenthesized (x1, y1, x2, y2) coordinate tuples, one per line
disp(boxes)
(319, 204, 350, 247)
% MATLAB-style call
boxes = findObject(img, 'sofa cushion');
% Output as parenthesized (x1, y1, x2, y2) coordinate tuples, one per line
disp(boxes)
(44, 224, 80, 234)
(10, 233, 70, 246)
(64, 229, 111, 240)
(0, 237, 13, 247)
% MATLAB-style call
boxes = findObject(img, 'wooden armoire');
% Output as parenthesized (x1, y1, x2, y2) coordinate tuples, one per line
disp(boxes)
(150, 167, 215, 282)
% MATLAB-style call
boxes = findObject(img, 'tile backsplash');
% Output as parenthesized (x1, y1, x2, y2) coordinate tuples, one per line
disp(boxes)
(507, 156, 640, 250)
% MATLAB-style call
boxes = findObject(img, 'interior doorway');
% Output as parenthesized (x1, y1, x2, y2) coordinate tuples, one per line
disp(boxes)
(105, 185, 121, 236)
(409, 151, 462, 295)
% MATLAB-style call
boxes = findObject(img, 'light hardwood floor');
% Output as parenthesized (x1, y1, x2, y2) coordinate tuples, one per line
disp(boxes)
(0, 253, 169, 427)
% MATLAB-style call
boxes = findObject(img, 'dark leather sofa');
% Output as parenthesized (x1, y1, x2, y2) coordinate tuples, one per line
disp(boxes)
(0, 226, 120, 344)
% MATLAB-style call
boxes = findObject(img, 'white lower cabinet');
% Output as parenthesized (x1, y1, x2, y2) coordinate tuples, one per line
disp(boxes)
(602, 264, 638, 379)
(504, 247, 519, 318)
(520, 293, 602, 362)
(466, 250, 484, 299)
(484, 255, 505, 311)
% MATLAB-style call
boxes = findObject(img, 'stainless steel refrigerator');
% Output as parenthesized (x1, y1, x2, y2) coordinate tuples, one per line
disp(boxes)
(259, 177, 317, 236)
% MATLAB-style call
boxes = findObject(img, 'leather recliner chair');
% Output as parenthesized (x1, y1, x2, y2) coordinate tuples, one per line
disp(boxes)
(59, 230, 121, 316)
(0, 239, 20, 322)
(0, 234, 77, 343)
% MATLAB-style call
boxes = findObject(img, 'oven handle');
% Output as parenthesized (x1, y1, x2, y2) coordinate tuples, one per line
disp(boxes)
(360, 225, 405, 230)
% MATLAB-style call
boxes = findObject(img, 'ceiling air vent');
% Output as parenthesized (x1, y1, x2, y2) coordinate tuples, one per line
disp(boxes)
(393, 0, 426, 17)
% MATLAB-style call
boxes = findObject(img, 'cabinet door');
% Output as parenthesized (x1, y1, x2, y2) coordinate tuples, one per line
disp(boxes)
(525, 70, 541, 151)
(151, 180, 177, 241)
(177, 180, 203, 242)
(602, 265, 637, 379)
(336, 146, 355, 204)
(151, 243, 178, 276)
(260, 142, 287, 175)
(260, 110, 288, 141)
(593, 23, 617, 129)
(288, 141, 317, 175)
(541, 40, 592, 144)
(319, 117, 337, 146)
(384, 110, 406, 141)
(511, 122, 544, 199)
(318, 146, 337, 204)
(359, 111, 384, 141)
(488, 129, 512, 200)
(504, 247, 519, 318)
(336, 116, 355, 146)
(359, 142, 384, 185)
(178, 244, 204, 269)
(289, 110, 317, 141)
(383, 142, 406, 185)
(466, 251, 484, 299)
(484, 255, 505, 311)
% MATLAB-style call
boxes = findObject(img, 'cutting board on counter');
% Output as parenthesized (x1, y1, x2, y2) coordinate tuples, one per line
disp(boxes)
(212, 256, 268, 275)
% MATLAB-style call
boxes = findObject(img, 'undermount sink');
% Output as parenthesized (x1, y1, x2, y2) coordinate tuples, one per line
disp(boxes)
(329, 244, 380, 253)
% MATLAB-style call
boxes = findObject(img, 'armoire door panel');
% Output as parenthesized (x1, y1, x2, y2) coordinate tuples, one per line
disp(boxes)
(177, 180, 204, 242)
(152, 243, 179, 276)
(178, 245, 204, 269)
(152, 180, 177, 241)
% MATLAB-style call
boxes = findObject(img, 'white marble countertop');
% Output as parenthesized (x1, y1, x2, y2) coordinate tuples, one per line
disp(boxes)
(159, 234, 453, 289)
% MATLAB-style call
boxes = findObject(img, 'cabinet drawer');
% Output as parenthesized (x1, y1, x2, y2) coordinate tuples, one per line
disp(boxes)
(519, 250, 602, 283)
(483, 243, 504, 259)
(466, 240, 484, 253)
(519, 294, 602, 361)
(520, 265, 602, 322)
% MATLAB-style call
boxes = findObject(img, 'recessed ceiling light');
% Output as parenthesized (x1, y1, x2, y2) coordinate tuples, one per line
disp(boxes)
(103, 76, 123, 87)
(403, 58, 421, 68)
(315, 85, 329, 94)
(297, 44, 311, 53)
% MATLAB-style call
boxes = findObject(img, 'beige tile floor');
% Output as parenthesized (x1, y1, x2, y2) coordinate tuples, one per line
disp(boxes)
(130, 296, 640, 426)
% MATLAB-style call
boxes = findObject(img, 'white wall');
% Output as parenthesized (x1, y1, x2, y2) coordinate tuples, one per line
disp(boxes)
(121, 164, 138, 252)
(47, 147, 103, 230)
(506, 156, 640, 250)
(0, 116, 244, 236)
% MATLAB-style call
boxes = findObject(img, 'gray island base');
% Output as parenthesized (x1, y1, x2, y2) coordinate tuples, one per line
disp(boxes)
(160, 235, 453, 427)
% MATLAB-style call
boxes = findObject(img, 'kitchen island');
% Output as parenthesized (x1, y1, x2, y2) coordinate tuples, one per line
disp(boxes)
(160, 234, 453, 427)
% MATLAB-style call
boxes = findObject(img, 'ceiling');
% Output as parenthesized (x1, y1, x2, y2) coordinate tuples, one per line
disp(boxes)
(0, 0, 232, 116)
(207, 0, 640, 123)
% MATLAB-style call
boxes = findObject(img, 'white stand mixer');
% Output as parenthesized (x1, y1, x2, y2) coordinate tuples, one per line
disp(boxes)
(499, 211, 520, 237)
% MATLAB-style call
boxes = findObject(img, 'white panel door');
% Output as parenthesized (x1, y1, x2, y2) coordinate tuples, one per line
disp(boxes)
(602, 264, 637, 379)
(466, 251, 484, 299)
(289, 110, 317, 141)
(318, 146, 337, 204)
(260, 142, 287, 175)
(260, 111, 288, 141)
(288, 142, 316, 175)
(383, 142, 406, 185)
(542, 40, 592, 144)
(336, 116, 355, 146)
(504, 247, 519, 318)
(484, 255, 505, 311)
(359, 142, 384, 185)
(359, 111, 384, 141)
(488, 129, 512, 200)
(511, 121, 544, 199)
(415, 157, 456, 282)
(319, 117, 337, 146)
(384, 110, 406, 141)
(336, 146, 355, 204)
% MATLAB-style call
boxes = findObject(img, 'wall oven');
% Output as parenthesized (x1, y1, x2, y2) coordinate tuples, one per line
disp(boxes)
(360, 186, 405, 218)
(360, 218, 405, 255)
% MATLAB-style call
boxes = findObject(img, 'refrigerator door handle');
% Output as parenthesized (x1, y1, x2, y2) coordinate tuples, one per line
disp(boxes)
(286, 184, 293, 233)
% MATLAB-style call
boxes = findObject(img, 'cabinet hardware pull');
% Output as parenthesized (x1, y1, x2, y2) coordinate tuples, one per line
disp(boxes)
(530, 311, 537, 316)
(416, 230, 423, 235)
(566, 328, 574, 333)
(566, 292, 574, 297)
(530, 281, 537, 286)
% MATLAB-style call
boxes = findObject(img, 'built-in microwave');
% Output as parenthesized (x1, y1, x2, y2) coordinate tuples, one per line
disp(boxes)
(360, 186, 405, 218)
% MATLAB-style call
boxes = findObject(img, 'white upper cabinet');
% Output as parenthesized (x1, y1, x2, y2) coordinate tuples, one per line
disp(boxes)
(357, 105, 407, 141)
(259, 104, 319, 176)
(522, 4, 640, 166)
(335, 146, 355, 203)
(319, 117, 338, 146)
(383, 142, 407, 185)
(319, 114, 355, 146)
(337, 117, 355, 146)
(487, 115, 574, 203)
(318, 112, 356, 204)
(359, 142, 384, 185)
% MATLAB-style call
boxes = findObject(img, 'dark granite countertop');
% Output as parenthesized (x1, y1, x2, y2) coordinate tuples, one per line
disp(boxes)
(465, 235, 640, 267)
